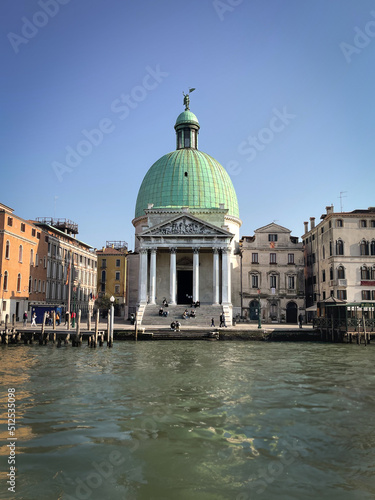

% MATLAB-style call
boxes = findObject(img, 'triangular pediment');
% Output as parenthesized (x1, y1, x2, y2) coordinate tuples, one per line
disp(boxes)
(139, 213, 233, 238)
(255, 222, 291, 234)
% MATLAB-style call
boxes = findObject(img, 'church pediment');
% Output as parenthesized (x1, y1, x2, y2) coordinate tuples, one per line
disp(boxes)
(139, 214, 233, 238)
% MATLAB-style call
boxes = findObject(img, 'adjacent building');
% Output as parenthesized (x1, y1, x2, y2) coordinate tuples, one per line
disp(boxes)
(0, 203, 47, 323)
(96, 241, 128, 316)
(33, 218, 97, 317)
(303, 205, 375, 315)
(239, 223, 305, 323)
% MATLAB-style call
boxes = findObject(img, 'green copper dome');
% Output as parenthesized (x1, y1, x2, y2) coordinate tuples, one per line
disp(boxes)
(135, 149, 239, 219)
(175, 110, 199, 127)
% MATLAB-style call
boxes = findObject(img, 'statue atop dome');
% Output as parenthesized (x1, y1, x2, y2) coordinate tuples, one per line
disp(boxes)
(183, 88, 196, 110)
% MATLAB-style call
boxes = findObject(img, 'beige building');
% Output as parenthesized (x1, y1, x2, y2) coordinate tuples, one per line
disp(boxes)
(97, 241, 128, 317)
(303, 206, 375, 314)
(239, 223, 305, 323)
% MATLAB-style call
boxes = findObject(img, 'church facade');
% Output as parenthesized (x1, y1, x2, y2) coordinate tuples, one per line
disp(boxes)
(128, 96, 242, 324)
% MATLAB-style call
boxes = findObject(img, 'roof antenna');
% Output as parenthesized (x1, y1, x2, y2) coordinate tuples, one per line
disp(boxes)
(339, 191, 347, 212)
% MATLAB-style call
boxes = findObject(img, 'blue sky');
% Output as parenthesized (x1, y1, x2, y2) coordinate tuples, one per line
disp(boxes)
(2, 0, 375, 250)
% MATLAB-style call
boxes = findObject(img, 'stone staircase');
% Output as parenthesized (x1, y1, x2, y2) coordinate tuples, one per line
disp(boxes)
(140, 304, 225, 327)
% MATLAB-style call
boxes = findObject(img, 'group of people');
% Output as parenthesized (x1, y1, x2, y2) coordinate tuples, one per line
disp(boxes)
(170, 320, 181, 331)
(159, 307, 169, 317)
(182, 309, 196, 319)
(209, 314, 226, 328)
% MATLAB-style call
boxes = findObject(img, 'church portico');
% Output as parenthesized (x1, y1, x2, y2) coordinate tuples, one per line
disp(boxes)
(136, 213, 234, 307)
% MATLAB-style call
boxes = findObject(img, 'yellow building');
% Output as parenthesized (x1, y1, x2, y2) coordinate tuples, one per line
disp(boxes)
(96, 241, 127, 317)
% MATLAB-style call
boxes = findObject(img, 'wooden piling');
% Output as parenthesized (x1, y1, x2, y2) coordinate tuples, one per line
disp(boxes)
(75, 310, 82, 346)
(95, 310, 99, 345)
(107, 312, 110, 346)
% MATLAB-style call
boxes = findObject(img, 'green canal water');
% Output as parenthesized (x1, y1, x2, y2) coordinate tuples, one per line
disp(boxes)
(1, 342, 375, 500)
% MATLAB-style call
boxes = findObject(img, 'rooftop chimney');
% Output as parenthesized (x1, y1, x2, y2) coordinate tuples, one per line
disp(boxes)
(310, 217, 315, 230)
(304, 221, 309, 234)
(326, 205, 334, 215)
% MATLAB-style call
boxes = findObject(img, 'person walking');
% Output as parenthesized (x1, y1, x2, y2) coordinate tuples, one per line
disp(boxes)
(211, 317, 215, 327)
(298, 313, 303, 329)
(31, 312, 37, 326)
(23, 311, 28, 327)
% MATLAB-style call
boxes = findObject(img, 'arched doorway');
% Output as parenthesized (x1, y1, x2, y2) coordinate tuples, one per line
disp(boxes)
(286, 301, 297, 323)
(249, 300, 259, 320)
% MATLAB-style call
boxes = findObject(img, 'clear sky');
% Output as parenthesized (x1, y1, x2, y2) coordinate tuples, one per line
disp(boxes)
(2, 0, 375, 250)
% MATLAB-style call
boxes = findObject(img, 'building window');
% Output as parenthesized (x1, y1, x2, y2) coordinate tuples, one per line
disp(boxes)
(336, 240, 344, 255)
(5, 240, 10, 259)
(251, 274, 259, 288)
(371, 221, 375, 228)
(35, 253, 38, 267)
(322, 246, 325, 259)
(3, 271, 8, 291)
(7, 217, 13, 227)
(360, 220, 367, 228)
(321, 227, 324, 234)
(37, 232, 40, 239)
(101, 259, 107, 269)
(29, 276, 32, 293)
(252, 253, 258, 264)
(21, 223, 25, 232)
(101, 270, 106, 282)
(322, 291, 326, 300)
(38, 280, 41, 293)
(362, 290, 371, 300)
(361, 266, 370, 280)
(371, 241, 375, 256)
(34, 279, 37, 292)
(288, 253, 294, 264)
(330, 267, 333, 280)
(270, 253, 277, 264)
(115, 285, 120, 294)
(115, 259, 120, 267)
(101, 283, 105, 293)
(288, 276, 295, 289)
(360, 240, 369, 256)
(268, 234, 278, 242)
(336, 219, 343, 228)
(270, 275, 277, 288)
(30, 249, 34, 266)
(329, 241, 333, 256)
(32, 228, 36, 237)
(337, 266, 345, 279)
(322, 270, 326, 282)
(44, 256, 47, 268)
(17, 274, 21, 292)
(19, 245, 23, 263)
(115, 272, 120, 281)
(337, 290, 347, 300)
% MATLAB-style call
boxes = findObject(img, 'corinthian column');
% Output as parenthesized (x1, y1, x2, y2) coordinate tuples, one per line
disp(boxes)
(221, 247, 231, 304)
(149, 248, 157, 304)
(213, 248, 219, 304)
(193, 248, 200, 303)
(169, 248, 177, 305)
(138, 248, 148, 303)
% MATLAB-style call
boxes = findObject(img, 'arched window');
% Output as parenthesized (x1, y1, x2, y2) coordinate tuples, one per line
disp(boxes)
(3, 271, 8, 290)
(5, 240, 10, 259)
(361, 266, 370, 280)
(19, 245, 23, 263)
(330, 267, 333, 280)
(101, 270, 106, 282)
(28, 276, 32, 293)
(30, 249, 34, 266)
(372, 267, 375, 280)
(336, 239, 344, 256)
(371, 240, 375, 256)
(17, 273, 21, 292)
(360, 240, 369, 256)
(322, 246, 325, 259)
(34, 279, 37, 292)
(337, 266, 345, 279)
(329, 241, 333, 256)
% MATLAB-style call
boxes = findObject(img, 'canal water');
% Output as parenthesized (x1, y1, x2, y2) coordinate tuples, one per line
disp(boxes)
(1, 342, 375, 500)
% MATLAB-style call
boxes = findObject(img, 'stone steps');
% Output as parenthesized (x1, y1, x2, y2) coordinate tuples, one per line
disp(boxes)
(141, 304, 223, 327)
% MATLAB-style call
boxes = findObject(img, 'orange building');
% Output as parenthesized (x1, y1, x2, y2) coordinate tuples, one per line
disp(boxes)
(0, 203, 48, 323)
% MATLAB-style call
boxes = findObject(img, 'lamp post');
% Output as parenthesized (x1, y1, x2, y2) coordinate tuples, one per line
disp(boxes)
(110, 295, 115, 344)
(257, 288, 262, 329)
(72, 286, 76, 328)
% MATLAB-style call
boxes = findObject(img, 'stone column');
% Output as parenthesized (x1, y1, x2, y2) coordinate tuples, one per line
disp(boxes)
(169, 248, 177, 305)
(221, 247, 231, 304)
(149, 248, 157, 304)
(213, 248, 219, 304)
(138, 248, 148, 303)
(193, 248, 200, 303)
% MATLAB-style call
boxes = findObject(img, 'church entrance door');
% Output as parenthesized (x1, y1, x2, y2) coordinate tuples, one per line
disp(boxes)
(177, 270, 193, 304)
